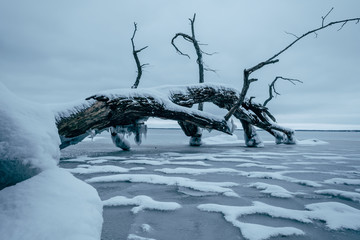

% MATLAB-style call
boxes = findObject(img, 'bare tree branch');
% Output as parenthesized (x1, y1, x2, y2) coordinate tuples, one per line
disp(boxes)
(131, 22, 148, 89)
(225, 11, 360, 121)
(322, 7, 334, 27)
(171, 13, 217, 85)
(285, 31, 299, 39)
(263, 76, 303, 106)
(171, 33, 193, 58)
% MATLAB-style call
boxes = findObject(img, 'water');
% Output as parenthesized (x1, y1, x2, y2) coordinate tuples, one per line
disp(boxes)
(60, 129, 360, 240)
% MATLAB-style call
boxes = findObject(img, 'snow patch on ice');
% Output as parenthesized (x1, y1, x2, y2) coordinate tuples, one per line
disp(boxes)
(324, 178, 360, 185)
(66, 165, 136, 174)
(141, 224, 153, 233)
(237, 163, 289, 170)
(103, 195, 181, 213)
(248, 182, 299, 198)
(303, 155, 347, 160)
(87, 174, 239, 197)
(244, 171, 322, 187)
(155, 167, 240, 175)
(198, 201, 307, 240)
(305, 202, 360, 230)
(198, 200, 360, 239)
(315, 189, 360, 202)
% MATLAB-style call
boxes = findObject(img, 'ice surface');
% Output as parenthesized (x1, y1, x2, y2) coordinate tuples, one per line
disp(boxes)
(59, 129, 360, 240)
(103, 195, 181, 214)
(0, 168, 103, 240)
(297, 139, 329, 145)
(202, 134, 243, 145)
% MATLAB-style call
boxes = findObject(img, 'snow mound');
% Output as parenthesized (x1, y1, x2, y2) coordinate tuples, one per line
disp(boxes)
(103, 195, 181, 213)
(0, 83, 60, 188)
(0, 168, 103, 240)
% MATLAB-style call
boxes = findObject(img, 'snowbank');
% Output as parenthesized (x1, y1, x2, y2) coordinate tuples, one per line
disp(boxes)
(0, 83, 103, 240)
(0, 83, 60, 188)
(0, 168, 103, 240)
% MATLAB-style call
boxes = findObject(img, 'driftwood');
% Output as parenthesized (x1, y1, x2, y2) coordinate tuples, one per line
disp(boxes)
(56, 84, 294, 149)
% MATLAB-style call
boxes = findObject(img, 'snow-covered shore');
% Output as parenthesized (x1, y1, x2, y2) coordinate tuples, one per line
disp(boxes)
(0, 83, 103, 240)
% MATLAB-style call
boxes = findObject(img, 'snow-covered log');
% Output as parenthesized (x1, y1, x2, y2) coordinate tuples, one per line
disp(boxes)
(55, 86, 234, 149)
(55, 83, 295, 149)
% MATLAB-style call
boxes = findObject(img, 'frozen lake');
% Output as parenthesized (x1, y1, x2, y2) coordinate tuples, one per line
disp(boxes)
(60, 129, 360, 240)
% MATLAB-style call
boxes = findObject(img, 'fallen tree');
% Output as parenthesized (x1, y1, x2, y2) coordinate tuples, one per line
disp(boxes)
(55, 9, 359, 150)
(56, 84, 292, 149)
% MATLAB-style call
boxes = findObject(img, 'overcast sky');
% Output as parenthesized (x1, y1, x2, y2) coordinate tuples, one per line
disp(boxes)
(1, 0, 359, 129)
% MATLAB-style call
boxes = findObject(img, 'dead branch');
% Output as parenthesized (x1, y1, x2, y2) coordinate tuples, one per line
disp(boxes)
(131, 22, 148, 89)
(263, 76, 303, 106)
(171, 13, 217, 85)
(225, 11, 360, 121)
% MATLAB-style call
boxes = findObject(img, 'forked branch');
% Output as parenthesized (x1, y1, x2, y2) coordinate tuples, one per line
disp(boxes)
(263, 76, 303, 106)
(171, 13, 216, 85)
(131, 22, 148, 89)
